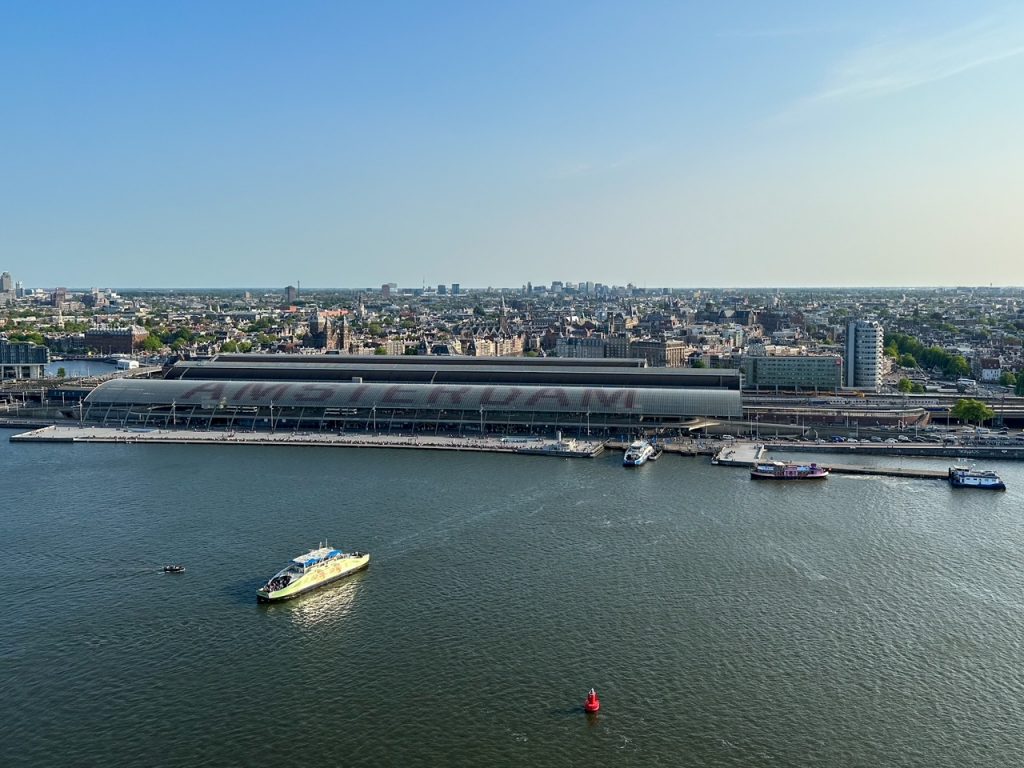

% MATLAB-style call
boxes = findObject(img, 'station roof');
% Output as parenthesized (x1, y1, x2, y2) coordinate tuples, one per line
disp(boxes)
(165, 358, 741, 390)
(87, 378, 743, 417)
(210, 353, 649, 368)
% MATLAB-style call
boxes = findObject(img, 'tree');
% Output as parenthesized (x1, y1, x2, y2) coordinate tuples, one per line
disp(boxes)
(374, 346, 387, 355)
(691, 359, 707, 368)
(950, 398, 994, 426)
(141, 334, 163, 352)
(998, 371, 1017, 388)
(897, 377, 913, 393)
(56, 367, 66, 378)
(897, 354, 917, 369)
(1017, 375, 1024, 397)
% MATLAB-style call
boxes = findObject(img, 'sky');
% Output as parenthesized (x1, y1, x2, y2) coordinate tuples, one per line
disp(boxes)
(1, 1, 1023, 290)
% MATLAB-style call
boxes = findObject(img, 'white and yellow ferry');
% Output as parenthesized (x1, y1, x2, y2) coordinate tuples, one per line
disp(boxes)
(256, 545, 370, 602)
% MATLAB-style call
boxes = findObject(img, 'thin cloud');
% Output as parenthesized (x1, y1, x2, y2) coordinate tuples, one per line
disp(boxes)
(720, 27, 815, 39)
(810, 13, 1024, 104)
(717, 26, 827, 40)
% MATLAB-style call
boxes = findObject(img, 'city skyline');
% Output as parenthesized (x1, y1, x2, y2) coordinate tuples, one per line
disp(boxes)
(2, 2, 1023, 289)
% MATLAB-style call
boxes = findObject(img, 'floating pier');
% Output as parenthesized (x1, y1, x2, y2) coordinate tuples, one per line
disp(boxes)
(10, 425, 605, 457)
(712, 441, 950, 480)
(821, 464, 947, 480)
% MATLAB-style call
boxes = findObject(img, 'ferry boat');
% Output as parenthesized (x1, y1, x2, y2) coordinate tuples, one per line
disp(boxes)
(948, 466, 1006, 490)
(256, 545, 370, 602)
(623, 439, 655, 467)
(750, 460, 829, 480)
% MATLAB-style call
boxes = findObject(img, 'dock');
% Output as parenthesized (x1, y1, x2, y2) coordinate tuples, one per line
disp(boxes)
(712, 441, 950, 480)
(9, 425, 606, 457)
(824, 464, 947, 480)
(711, 442, 767, 466)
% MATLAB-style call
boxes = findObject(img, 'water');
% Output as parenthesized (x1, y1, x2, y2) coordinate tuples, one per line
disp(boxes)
(44, 360, 117, 378)
(3, 432, 1024, 767)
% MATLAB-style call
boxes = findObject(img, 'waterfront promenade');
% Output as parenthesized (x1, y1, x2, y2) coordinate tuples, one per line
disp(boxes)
(10, 425, 606, 457)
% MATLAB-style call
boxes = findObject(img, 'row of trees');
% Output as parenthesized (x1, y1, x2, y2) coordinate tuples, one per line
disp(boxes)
(950, 398, 995, 425)
(884, 332, 971, 378)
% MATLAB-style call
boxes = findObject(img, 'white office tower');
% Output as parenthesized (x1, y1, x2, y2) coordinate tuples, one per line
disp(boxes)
(845, 320, 884, 391)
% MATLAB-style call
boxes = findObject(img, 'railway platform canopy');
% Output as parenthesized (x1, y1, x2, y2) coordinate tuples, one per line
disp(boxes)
(82, 378, 742, 437)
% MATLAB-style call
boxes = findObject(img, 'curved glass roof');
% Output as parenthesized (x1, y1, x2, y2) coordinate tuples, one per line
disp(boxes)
(87, 378, 742, 417)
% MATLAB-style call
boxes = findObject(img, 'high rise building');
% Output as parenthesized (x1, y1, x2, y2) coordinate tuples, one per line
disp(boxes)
(0, 272, 14, 305)
(451, 283, 460, 296)
(284, 285, 298, 303)
(0, 340, 50, 379)
(845, 320, 884, 391)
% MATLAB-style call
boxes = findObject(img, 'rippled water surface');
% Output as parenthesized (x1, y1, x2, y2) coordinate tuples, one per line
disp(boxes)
(3, 432, 1024, 767)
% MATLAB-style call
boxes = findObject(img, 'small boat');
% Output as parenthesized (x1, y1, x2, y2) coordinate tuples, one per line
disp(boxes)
(257, 544, 370, 602)
(584, 688, 600, 713)
(623, 439, 655, 467)
(163, 565, 186, 573)
(750, 461, 828, 480)
(948, 466, 1006, 490)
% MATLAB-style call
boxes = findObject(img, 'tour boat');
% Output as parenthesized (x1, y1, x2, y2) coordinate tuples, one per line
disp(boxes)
(256, 545, 370, 602)
(948, 466, 1006, 490)
(750, 461, 829, 480)
(623, 439, 655, 467)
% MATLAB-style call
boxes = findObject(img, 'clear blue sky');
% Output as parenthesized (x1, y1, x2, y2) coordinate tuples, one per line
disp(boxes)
(2, 1, 1022, 289)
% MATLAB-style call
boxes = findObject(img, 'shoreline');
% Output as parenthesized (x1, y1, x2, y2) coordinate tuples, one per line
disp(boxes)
(9, 425, 606, 457)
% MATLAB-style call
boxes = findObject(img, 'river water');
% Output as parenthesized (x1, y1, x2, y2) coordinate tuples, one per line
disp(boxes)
(44, 360, 117, 378)
(3, 433, 1024, 767)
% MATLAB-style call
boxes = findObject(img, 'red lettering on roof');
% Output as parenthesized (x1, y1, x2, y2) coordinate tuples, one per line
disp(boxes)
(382, 385, 416, 404)
(525, 388, 569, 407)
(180, 382, 227, 401)
(480, 387, 522, 407)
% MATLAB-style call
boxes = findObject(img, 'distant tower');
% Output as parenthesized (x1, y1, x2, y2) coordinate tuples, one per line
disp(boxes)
(382, 283, 391, 300)
(339, 315, 350, 351)
(845, 320, 884, 391)
(499, 296, 510, 335)
(451, 283, 460, 296)
(285, 285, 298, 303)
(0, 272, 12, 292)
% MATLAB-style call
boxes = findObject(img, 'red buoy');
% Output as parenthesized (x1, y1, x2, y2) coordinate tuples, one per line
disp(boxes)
(584, 688, 600, 713)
